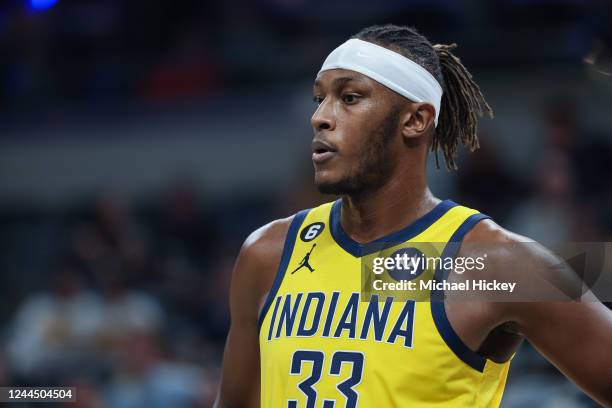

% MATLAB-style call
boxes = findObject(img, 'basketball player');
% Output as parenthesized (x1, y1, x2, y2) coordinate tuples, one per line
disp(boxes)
(214, 25, 612, 407)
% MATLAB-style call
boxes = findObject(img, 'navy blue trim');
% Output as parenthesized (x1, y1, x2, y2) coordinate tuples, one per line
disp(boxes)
(430, 213, 491, 372)
(329, 199, 457, 257)
(257, 209, 311, 331)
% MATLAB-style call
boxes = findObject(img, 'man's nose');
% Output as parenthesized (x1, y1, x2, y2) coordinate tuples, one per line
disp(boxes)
(310, 99, 335, 132)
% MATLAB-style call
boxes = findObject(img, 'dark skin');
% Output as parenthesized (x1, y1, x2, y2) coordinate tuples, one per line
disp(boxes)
(214, 69, 612, 407)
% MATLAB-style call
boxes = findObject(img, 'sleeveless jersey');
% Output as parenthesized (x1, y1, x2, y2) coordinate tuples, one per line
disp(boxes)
(259, 199, 511, 407)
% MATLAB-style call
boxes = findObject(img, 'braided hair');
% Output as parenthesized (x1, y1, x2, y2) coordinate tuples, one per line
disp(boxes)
(353, 24, 493, 169)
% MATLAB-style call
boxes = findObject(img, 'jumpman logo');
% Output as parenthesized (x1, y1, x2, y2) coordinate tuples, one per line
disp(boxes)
(291, 243, 317, 274)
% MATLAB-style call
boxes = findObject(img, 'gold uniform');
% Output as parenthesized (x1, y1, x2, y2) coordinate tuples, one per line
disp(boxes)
(259, 199, 511, 407)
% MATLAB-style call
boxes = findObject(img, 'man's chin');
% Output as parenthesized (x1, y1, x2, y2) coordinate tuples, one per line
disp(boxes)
(315, 174, 340, 195)
(315, 177, 358, 196)
(315, 182, 342, 195)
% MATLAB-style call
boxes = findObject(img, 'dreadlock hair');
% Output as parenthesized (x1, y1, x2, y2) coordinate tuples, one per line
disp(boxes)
(353, 24, 493, 170)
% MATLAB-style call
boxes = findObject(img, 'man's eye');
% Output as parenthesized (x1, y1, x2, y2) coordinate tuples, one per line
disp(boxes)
(342, 94, 359, 104)
(313, 96, 324, 105)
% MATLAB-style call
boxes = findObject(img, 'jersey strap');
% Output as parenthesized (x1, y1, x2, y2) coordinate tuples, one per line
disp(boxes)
(258, 209, 311, 330)
(431, 212, 491, 371)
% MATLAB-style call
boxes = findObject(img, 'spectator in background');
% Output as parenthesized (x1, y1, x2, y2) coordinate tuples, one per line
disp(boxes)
(93, 256, 165, 354)
(104, 328, 212, 408)
(543, 96, 610, 195)
(156, 181, 217, 268)
(5, 257, 105, 383)
(508, 95, 612, 243)
(71, 193, 152, 289)
(455, 138, 529, 223)
(540, 95, 612, 239)
(508, 150, 575, 243)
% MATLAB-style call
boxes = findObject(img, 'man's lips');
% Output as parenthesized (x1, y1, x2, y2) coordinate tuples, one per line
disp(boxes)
(312, 140, 337, 164)
(312, 150, 336, 163)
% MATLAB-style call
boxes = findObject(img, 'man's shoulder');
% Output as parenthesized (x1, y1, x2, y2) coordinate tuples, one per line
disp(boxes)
(464, 218, 533, 245)
(229, 215, 298, 316)
(242, 200, 335, 253)
(241, 215, 295, 268)
(462, 218, 556, 265)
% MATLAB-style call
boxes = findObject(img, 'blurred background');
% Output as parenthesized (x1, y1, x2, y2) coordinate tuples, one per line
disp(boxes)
(1, 0, 611, 407)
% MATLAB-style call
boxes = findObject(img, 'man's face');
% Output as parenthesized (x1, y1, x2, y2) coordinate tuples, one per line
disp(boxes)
(311, 69, 403, 196)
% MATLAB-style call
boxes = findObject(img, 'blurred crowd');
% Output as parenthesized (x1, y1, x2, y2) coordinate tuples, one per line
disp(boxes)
(1, 182, 232, 407)
(1, 0, 611, 117)
(457, 96, 612, 244)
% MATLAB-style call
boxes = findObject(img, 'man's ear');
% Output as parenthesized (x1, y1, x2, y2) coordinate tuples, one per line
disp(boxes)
(401, 103, 436, 139)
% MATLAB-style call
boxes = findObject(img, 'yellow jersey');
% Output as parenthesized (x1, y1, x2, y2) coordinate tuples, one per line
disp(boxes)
(259, 199, 511, 407)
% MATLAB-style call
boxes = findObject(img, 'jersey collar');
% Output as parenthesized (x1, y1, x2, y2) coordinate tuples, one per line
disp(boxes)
(329, 198, 457, 257)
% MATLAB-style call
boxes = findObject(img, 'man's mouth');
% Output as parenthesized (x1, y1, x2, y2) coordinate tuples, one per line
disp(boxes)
(312, 140, 337, 164)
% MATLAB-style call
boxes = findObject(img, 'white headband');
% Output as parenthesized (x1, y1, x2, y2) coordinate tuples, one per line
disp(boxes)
(318, 38, 443, 126)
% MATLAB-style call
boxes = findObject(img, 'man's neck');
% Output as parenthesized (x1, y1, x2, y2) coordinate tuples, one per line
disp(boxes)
(339, 171, 438, 244)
